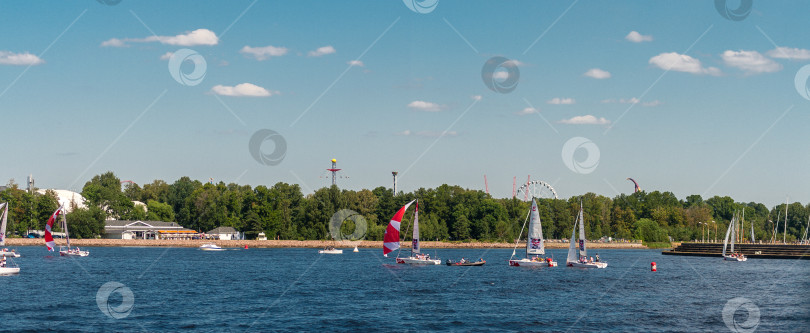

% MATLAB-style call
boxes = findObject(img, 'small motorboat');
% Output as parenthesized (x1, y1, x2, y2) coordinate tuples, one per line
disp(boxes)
(724, 254, 747, 261)
(0, 257, 19, 275)
(0, 248, 20, 258)
(319, 247, 343, 254)
(199, 243, 225, 251)
(446, 258, 485, 266)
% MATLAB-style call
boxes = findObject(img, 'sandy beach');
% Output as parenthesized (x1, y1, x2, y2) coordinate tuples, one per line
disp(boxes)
(5, 238, 648, 249)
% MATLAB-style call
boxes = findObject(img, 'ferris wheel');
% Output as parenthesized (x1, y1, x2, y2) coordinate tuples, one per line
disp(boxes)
(515, 180, 558, 201)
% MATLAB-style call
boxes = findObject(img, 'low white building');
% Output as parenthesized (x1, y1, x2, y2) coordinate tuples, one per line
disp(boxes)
(104, 220, 195, 240)
(205, 226, 239, 240)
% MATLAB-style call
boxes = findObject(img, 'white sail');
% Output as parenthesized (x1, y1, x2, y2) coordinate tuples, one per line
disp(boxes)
(526, 199, 544, 255)
(730, 215, 736, 253)
(750, 221, 755, 243)
(723, 216, 733, 257)
(578, 205, 586, 259)
(412, 200, 420, 255)
(63, 209, 71, 249)
(566, 215, 578, 264)
(0, 202, 7, 246)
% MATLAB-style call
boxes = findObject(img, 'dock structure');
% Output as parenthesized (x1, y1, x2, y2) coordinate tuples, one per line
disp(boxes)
(663, 243, 810, 260)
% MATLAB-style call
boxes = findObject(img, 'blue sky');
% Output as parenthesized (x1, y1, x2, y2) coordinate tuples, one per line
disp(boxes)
(1, 0, 808, 206)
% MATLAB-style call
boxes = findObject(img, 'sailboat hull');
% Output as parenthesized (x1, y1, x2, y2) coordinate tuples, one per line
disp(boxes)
(508, 259, 557, 267)
(396, 257, 441, 265)
(0, 267, 20, 275)
(567, 261, 608, 268)
(319, 249, 343, 254)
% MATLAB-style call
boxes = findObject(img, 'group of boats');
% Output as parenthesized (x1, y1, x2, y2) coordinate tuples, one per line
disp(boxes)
(382, 198, 608, 268)
(0, 203, 92, 276)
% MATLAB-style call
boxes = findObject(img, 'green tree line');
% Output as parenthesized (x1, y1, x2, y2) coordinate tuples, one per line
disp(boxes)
(2, 171, 809, 242)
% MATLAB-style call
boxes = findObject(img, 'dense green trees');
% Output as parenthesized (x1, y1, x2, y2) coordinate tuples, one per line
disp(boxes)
(3, 172, 810, 243)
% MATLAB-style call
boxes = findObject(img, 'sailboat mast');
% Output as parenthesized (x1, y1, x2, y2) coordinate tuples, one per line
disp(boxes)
(782, 198, 788, 244)
(412, 200, 419, 255)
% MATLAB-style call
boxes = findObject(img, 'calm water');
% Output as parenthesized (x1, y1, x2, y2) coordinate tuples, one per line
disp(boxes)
(0, 246, 808, 332)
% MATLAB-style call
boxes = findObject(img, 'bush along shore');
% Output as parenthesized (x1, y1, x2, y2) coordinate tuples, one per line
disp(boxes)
(6, 238, 649, 249)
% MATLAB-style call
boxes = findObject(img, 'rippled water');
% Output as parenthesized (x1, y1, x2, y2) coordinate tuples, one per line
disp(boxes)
(0, 246, 808, 332)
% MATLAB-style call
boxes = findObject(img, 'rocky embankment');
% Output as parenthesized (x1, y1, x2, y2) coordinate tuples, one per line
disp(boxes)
(6, 238, 647, 249)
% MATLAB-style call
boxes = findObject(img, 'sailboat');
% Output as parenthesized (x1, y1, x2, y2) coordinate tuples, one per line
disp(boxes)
(383, 199, 440, 265)
(723, 213, 746, 261)
(566, 202, 607, 268)
(45, 205, 89, 257)
(0, 203, 20, 258)
(509, 199, 557, 267)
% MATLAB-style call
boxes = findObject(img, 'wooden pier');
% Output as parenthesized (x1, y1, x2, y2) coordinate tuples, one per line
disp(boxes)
(662, 242, 810, 260)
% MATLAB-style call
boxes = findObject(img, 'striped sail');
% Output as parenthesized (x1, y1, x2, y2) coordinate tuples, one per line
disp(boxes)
(412, 201, 420, 254)
(526, 199, 544, 255)
(578, 205, 586, 259)
(0, 202, 7, 246)
(383, 199, 416, 256)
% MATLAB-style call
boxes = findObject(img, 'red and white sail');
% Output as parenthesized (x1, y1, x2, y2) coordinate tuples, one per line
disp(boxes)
(383, 199, 416, 256)
(44, 204, 63, 251)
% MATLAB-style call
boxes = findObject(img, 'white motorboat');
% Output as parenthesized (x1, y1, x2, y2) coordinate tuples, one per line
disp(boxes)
(722, 213, 747, 261)
(0, 203, 20, 258)
(0, 257, 19, 275)
(383, 199, 440, 265)
(199, 243, 225, 251)
(319, 248, 343, 254)
(566, 201, 607, 268)
(509, 199, 557, 267)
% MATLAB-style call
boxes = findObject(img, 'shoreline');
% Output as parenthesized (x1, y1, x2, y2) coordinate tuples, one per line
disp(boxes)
(5, 238, 649, 249)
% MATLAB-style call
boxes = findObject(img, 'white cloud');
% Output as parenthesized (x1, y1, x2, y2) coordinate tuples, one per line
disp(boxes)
(721, 50, 782, 74)
(407, 100, 442, 112)
(159, 52, 173, 60)
(0, 51, 44, 65)
(395, 130, 458, 138)
(601, 97, 661, 106)
(584, 68, 611, 79)
(210, 83, 276, 97)
(100, 38, 126, 47)
(558, 115, 611, 125)
(471, 95, 482, 101)
(347, 60, 364, 67)
(547, 97, 575, 105)
(625, 31, 653, 43)
(767, 47, 810, 60)
(101, 29, 219, 47)
(649, 52, 721, 75)
(516, 107, 539, 115)
(240, 45, 288, 60)
(492, 71, 510, 80)
(308, 45, 336, 57)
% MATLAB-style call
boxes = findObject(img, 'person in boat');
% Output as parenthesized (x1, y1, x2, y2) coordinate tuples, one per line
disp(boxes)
(595, 254, 600, 262)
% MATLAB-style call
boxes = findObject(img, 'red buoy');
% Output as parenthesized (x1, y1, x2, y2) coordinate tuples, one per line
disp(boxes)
(244, 244, 249, 249)
(651, 262, 657, 272)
